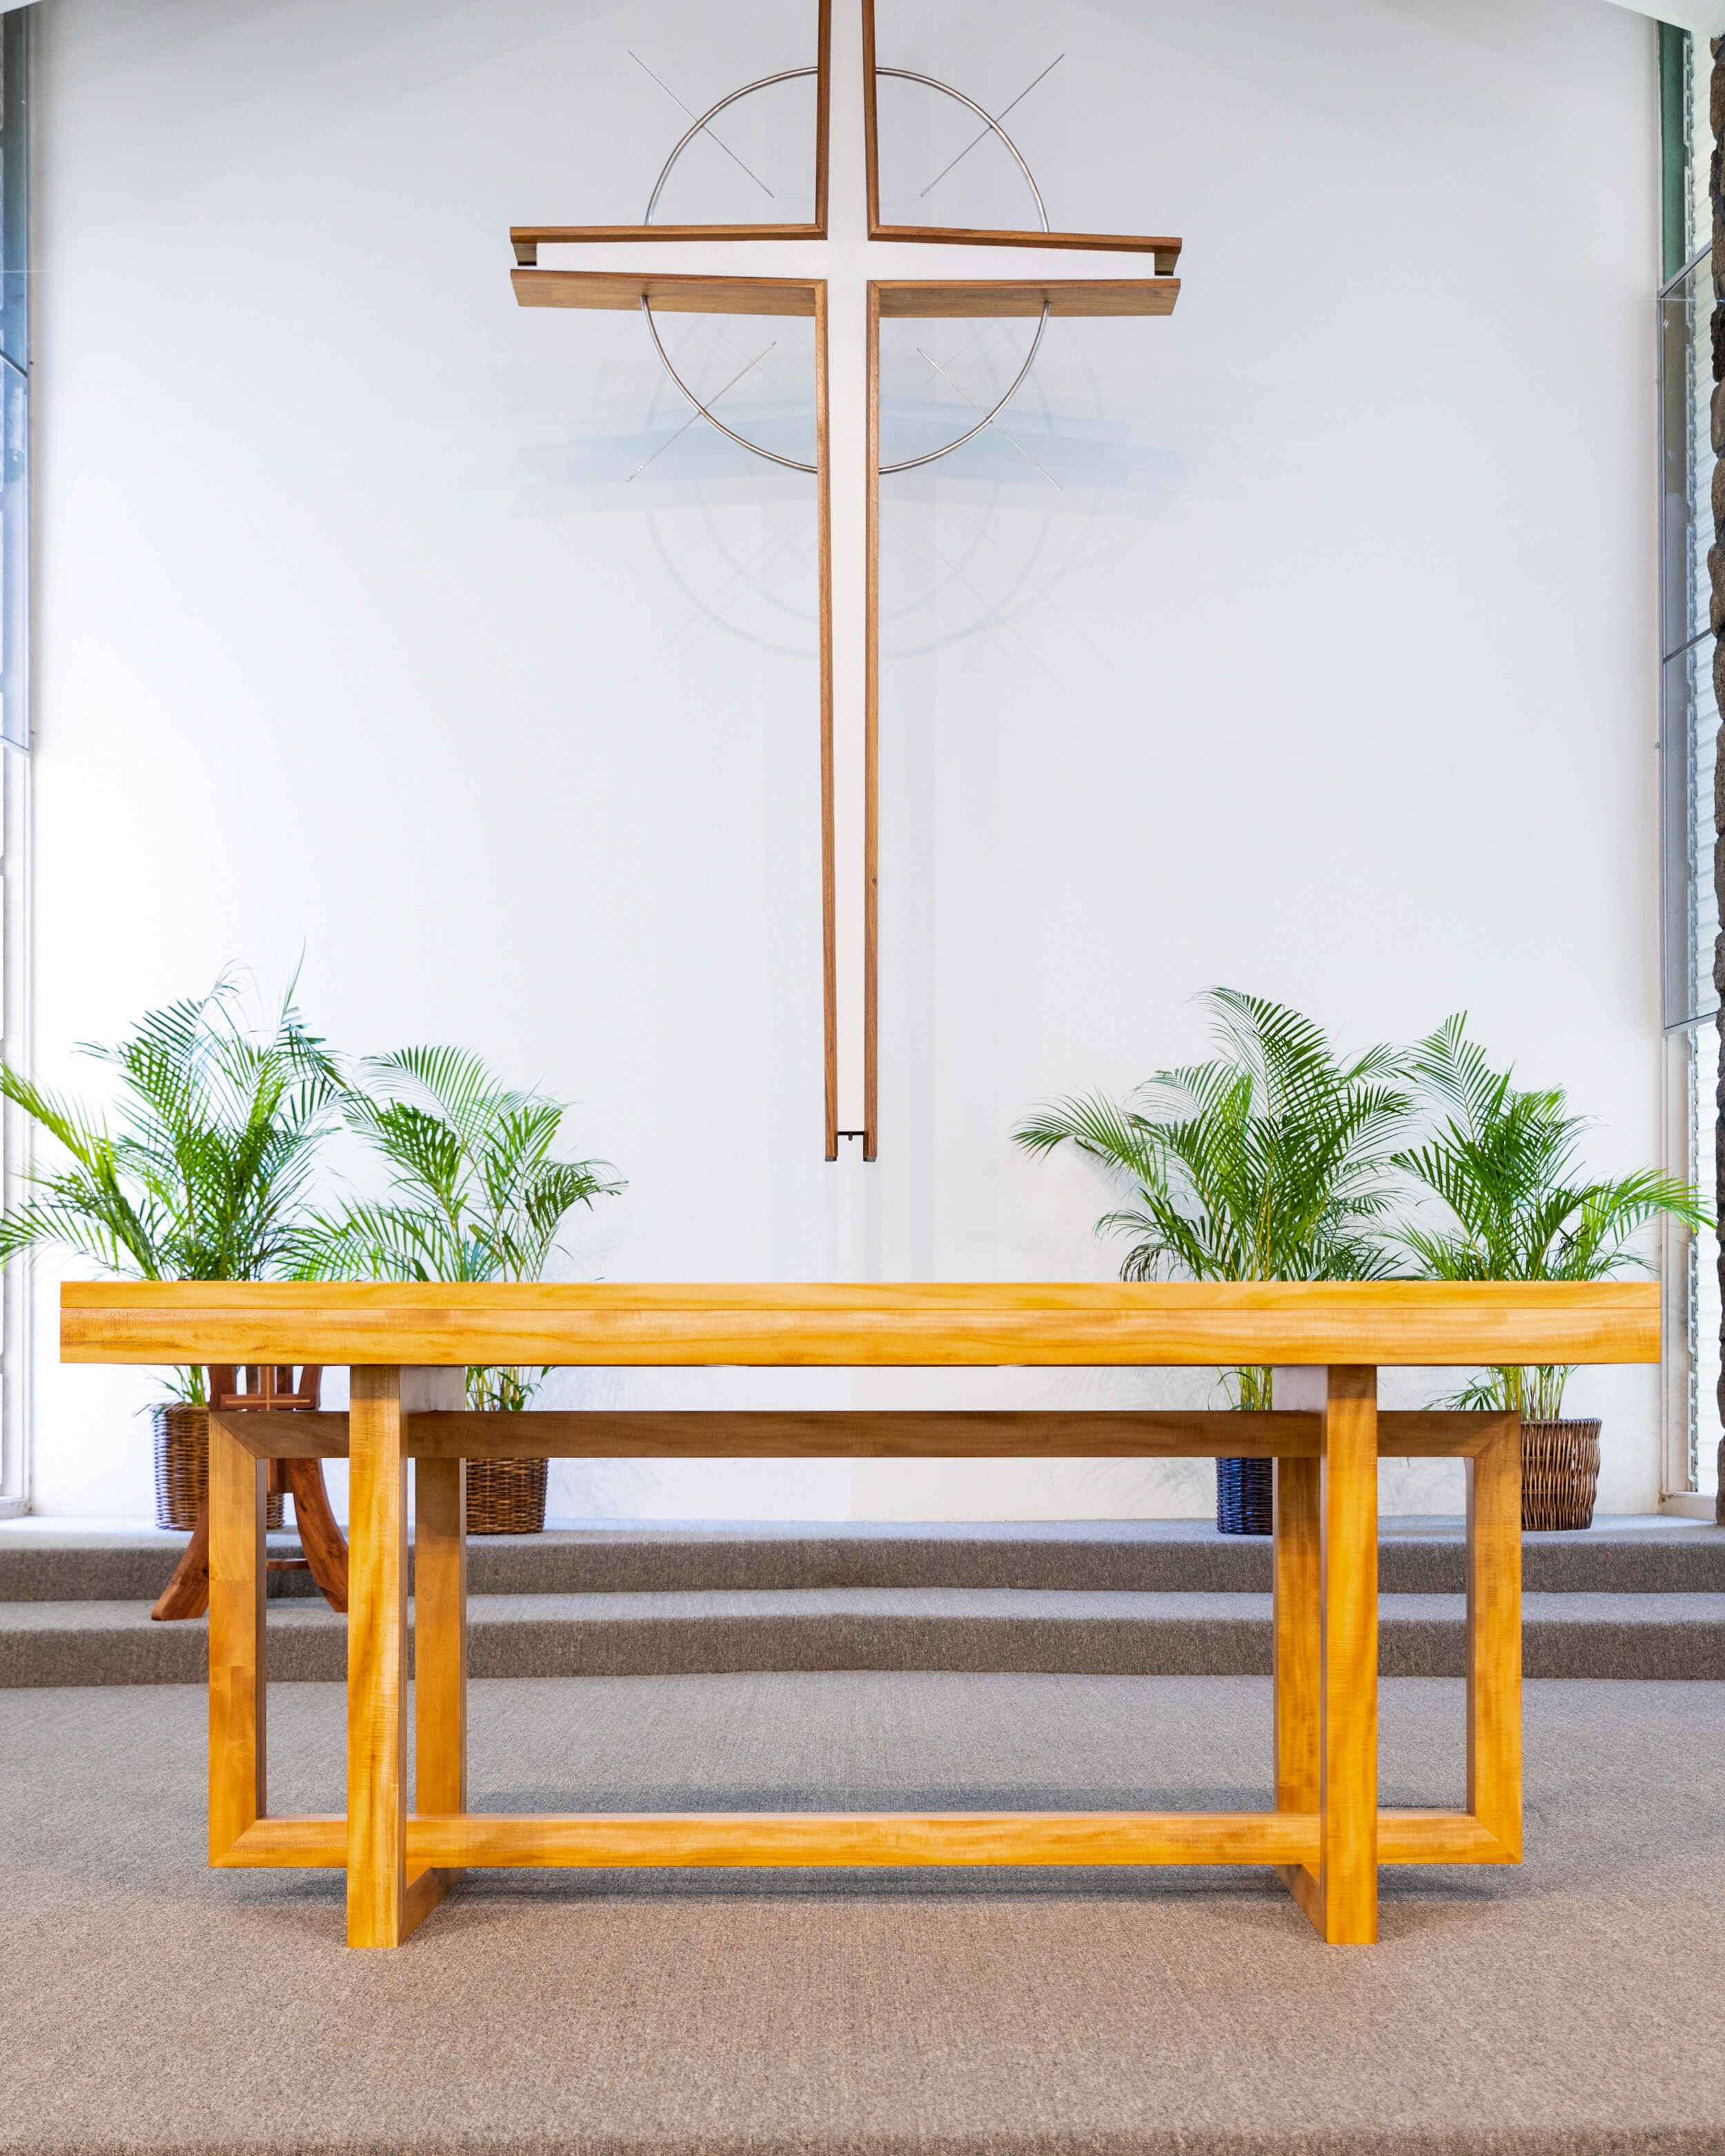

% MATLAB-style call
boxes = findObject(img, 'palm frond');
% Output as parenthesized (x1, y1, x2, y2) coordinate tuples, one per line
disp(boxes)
(312, 1047, 623, 1296)
(1013, 989, 1414, 1303)
(1395, 1019, 1713, 1416)
(0, 971, 341, 1284)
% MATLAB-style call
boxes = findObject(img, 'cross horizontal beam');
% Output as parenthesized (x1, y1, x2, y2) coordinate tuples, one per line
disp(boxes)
(509, 270, 1179, 320)
(512, 268, 821, 317)
(875, 277, 1177, 318)
(213, 1406, 1509, 1462)
(870, 226, 1181, 275)
(512, 224, 828, 265)
(511, 227, 1184, 277)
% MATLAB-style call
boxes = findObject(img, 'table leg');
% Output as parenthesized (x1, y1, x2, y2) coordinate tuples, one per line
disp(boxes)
(208, 1410, 265, 1861)
(1317, 1364, 1379, 1944)
(1272, 1447, 1321, 1907)
(348, 1366, 411, 1948)
(1467, 1411, 1523, 1858)
(415, 1453, 467, 1816)
(284, 1458, 348, 1612)
(411, 1450, 468, 1928)
(152, 1494, 211, 1621)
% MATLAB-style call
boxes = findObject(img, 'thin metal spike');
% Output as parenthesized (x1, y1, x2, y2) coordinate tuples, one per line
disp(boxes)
(916, 347, 1062, 489)
(919, 56, 1063, 199)
(630, 51, 776, 200)
(629, 341, 778, 479)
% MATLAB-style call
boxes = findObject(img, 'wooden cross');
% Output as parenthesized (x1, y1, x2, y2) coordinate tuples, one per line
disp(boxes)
(511, 1, 1180, 1159)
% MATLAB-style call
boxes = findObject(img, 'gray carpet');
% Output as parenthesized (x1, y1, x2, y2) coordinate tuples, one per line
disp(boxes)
(6, 1588, 1722, 1687)
(0, 1673, 1722, 2153)
(4, 1519, 1722, 1601)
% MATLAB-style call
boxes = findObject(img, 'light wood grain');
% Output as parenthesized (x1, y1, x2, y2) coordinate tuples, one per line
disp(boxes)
(405, 1810, 1320, 1869)
(224, 1812, 1319, 1868)
(871, 225, 1183, 276)
(1271, 1372, 1323, 1913)
(208, 1410, 265, 1863)
(1467, 1413, 1524, 1859)
(151, 1496, 210, 1621)
(873, 280, 1179, 319)
(217, 1805, 1512, 1872)
(203, 1406, 1514, 1461)
(511, 269, 820, 317)
(1319, 1366, 1379, 1946)
(65, 1279, 1661, 1370)
(511, 225, 827, 266)
(812, 0, 831, 237)
(862, 0, 881, 248)
(400, 1863, 457, 1942)
(413, 1388, 468, 1830)
(283, 1457, 348, 1611)
(406, 1408, 1328, 1458)
(1378, 1810, 1510, 1864)
(346, 1367, 410, 1949)
(218, 1816, 345, 1866)
(1273, 1452, 1321, 1818)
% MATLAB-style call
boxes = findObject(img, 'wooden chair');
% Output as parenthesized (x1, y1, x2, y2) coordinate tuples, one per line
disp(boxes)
(151, 1365, 348, 1621)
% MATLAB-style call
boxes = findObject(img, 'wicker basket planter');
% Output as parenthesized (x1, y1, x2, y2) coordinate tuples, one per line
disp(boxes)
(1216, 1455, 1273, 1535)
(152, 1405, 284, 1532)
(1520, 1418, 1601, 1532)
(465, 1456, 549, 1535)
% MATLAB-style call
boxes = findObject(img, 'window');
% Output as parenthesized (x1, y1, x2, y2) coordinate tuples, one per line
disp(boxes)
(0, 3, 26, 1517)
(1657, 23, 1719, 1505)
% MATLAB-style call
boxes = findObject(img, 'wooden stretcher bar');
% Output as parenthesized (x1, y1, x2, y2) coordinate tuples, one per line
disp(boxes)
(213, 1406, 1508, 1461)
(215, 1806, 1507, 1872)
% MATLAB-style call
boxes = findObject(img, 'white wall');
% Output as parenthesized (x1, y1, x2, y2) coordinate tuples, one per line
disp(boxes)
(25, 0, 1664, 1520)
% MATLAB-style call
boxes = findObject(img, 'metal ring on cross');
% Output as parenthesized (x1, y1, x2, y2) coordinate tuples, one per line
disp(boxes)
(637, 63, 1052, 479)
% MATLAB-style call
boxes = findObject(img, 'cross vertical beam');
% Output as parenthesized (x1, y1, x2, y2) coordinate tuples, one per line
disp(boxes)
(863, 275, 881, 1156)
(815, 279, 838, 1155)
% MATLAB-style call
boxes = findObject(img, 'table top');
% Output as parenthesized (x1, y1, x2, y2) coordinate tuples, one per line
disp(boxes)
(59, 1279, 1660, 1369)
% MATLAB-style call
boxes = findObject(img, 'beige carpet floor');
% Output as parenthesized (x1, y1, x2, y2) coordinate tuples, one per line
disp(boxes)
(0, 1673, 1720, 2155)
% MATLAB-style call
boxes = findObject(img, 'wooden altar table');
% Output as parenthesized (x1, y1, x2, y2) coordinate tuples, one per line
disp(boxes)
(61, 1280, 1658, 1949)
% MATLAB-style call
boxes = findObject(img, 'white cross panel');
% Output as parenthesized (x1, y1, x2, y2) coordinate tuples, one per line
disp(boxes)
(512, 0, 1180, 1160)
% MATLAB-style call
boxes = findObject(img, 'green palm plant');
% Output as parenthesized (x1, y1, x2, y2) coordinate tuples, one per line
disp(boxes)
(295, 1047, 622, 1410)
(1394, 1016, 1711, 1420)
(1014, 989, 1412, 1409)
(0, 973, 341, 1403)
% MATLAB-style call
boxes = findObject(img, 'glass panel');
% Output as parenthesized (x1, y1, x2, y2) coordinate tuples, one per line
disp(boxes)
(0, 12, 25, 377)
(0, 358, 25, 753)
(1695, 1020, 1722, 1495)
(1661, 28, 1713, 286)
(1662, 640, 1720, 1031)
(1660, 255, 1713, 662)
(0, 10, 26, 754)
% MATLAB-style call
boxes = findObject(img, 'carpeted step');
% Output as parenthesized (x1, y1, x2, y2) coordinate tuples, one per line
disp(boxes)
(2, 1585, 1719, 1687)
(3, 1517, 1722, 1601)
